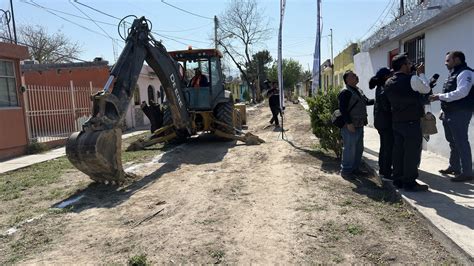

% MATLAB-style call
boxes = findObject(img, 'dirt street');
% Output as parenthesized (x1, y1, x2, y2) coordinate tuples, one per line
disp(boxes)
(1, 102, 456, 264)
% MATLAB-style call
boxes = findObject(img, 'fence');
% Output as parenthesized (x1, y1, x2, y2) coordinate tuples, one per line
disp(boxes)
(24, 81, 100, 143)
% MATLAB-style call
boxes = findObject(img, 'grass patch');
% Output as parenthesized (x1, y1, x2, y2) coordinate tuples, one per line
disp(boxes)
(0, 157, 72, 202)
(128, 254, 149, 266)
(347, 224, 364, 235)
(209, 249, 225, 263)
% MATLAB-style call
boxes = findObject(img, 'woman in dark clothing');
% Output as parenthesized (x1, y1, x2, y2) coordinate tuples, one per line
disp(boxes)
(369, 68, 394, 179)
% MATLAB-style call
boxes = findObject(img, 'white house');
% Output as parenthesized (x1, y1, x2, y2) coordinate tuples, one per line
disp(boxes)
(354, 0, 474, 159)
(125, 64, 164, 129)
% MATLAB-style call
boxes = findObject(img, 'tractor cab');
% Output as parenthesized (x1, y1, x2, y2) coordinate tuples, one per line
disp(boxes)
(169, 48, 228, 111)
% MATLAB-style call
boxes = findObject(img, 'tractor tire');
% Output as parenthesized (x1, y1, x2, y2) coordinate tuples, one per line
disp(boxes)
(214, 98, 235, 135)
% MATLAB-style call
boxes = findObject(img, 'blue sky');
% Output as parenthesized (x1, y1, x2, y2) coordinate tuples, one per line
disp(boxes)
(2, 0, 392, 73)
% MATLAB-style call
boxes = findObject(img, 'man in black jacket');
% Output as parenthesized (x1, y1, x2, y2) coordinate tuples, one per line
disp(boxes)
(430, 51, 473, 182)
(385, 53, 431, 191)
(338, 70, 374, 179)
(369, 67, 393, 180)
(267, 81, 281, 127)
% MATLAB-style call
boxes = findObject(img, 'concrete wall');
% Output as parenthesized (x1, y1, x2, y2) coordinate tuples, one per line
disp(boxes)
(125, 65, 163, 129)
(0, 43, 29, 160)
(354, 7, 474, 160)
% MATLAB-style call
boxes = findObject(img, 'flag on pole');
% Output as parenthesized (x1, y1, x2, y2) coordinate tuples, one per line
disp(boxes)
(278, 0, 286, 112)
(311, 0, 322, 95)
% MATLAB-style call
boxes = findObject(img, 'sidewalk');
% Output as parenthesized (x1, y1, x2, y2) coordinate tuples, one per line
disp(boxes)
(0, 130, 147, 174)
(363, 127, 474, 262)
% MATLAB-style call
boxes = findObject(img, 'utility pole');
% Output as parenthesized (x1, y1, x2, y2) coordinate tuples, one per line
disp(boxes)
(214, 16, 218, 49)
(10, 0, 17, 44)
(330, 28, 334, 89)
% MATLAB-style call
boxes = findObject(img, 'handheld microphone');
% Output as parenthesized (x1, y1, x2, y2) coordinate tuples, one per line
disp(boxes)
(429, 73, 440, 88)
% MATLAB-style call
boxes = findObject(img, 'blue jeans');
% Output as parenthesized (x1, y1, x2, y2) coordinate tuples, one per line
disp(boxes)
(341, 126, 364, 174)
(443, 110, 472, 176)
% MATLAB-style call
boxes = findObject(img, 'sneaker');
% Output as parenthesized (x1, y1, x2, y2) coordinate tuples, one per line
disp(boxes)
(439, 168, 461, 175)
(353, 169, 369, 176)
(403, 181, 429, 192)
(450, 174, 473, 182)
(340, 171, 356, 179)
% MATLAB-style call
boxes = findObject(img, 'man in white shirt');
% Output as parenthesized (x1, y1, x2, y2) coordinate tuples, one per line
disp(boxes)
(430, 51, 473, 182)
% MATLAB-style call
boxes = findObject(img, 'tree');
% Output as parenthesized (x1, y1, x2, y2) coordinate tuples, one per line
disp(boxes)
(246, 50, 273, 82)
(17, 25, 82, 64)
(268, 58, 303, 91)
(218, 0, 272, 101)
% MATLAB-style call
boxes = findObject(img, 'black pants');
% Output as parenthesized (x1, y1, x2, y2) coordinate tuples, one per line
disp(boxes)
(377, 128, 394, 177)
(270, 105, 280, 126)
(392, 120, 422, 185)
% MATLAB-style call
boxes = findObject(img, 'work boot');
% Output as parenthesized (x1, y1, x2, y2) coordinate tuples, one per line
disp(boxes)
(340, 171, 356, 180)
(403, 181, 429, 192)
(353, 168, 369, 176)
(450, 174, 473, 182)
(439, 168, 460, 175)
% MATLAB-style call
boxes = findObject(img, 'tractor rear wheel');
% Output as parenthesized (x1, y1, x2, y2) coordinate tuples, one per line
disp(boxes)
(214, 97, 235, 134)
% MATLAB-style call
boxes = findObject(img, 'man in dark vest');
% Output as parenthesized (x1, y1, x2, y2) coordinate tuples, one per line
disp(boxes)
(385, 53, 431, 191)
(430, 51, 473, 182)
(338, 70, 374, 179)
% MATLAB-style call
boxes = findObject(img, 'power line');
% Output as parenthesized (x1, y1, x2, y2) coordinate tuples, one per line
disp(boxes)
(160, 0, 213, 20)
(20, 0, 117, 26)
(361, 0, 395, 39)
(69, 0, 114, 40)
(24, 0, 122, 42)
(0, 35, 89, 62)
(74, 0, 122, 20)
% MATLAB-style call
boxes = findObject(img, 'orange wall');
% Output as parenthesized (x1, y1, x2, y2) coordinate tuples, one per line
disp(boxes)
(23, 66, 109, 87)
(0, 42, 29, 161)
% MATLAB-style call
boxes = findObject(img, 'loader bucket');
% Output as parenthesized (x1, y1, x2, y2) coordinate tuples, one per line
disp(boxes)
(66, 128, 126, 184)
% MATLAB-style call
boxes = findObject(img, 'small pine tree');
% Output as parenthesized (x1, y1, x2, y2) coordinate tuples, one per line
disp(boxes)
(307, 87, 343, 158)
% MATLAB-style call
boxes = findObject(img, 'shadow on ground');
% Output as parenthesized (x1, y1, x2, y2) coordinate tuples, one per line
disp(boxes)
(53, 134, 238, 212)
(286, 139, 400, 203)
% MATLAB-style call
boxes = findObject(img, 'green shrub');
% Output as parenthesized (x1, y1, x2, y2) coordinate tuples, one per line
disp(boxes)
(242, 89, 251, 102)
(307, 87, 343, 158)
(27, 140, 49, 154)
(128, 254, 149, 266)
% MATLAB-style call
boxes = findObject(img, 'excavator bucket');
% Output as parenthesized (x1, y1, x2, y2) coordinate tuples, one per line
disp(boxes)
(66, 128, 126, 184)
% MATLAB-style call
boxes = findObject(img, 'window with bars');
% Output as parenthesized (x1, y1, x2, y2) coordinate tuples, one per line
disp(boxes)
(0, 60, 18, 108)
(404, 35, 425, 65)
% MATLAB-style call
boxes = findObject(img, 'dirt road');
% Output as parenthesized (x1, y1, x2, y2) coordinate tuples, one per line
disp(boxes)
(1, 102, 455, 264)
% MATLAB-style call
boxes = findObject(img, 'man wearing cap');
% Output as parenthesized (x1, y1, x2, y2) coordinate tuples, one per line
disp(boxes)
(385, 53, 431, 191)
(369, 67, 393, 180)
(430, 51, 474, 182)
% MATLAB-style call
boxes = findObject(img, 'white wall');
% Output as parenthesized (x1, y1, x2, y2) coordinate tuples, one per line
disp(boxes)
(355, 8, 474, 162)
(125, 65, 163, 129)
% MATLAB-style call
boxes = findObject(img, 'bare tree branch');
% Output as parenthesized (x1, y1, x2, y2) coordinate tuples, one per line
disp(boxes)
(18, 24, 82, 64)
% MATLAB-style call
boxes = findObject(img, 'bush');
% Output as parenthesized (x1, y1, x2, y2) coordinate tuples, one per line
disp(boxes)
(242, 90, 251, 102)
(307, 87, 343, 158)
(27, 140, 49, 154)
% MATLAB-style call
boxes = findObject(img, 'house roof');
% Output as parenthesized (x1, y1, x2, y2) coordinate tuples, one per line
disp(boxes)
(360, 0, 474, 52)
(21, 60, 109, 72)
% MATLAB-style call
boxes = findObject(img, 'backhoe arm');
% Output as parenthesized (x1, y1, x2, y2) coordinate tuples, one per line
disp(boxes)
(66, 17, 191, 184)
